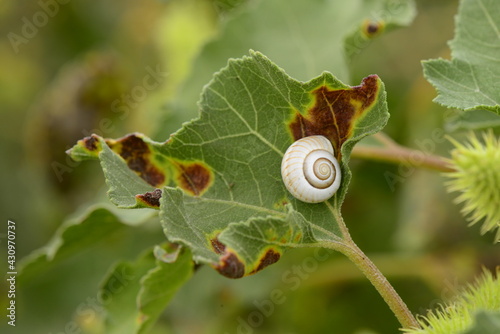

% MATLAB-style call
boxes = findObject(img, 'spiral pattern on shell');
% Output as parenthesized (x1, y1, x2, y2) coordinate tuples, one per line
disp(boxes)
(281, 136, 341, 203)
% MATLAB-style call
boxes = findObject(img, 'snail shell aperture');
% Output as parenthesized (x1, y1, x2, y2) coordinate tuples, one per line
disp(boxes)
(281, 136, 341, 203)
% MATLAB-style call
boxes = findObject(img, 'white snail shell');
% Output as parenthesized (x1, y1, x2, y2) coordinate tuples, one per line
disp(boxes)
(281, 136, 341, 203)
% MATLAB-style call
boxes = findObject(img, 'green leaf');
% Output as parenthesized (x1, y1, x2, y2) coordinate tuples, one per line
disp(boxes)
(101, 257, 156, 334)
(157, 0, 415, 138)
(18, 206, 150, 282)
(71, 52, 389, 277)
(423, 0, 500, 114)
(16, 206, 162, 333)
(161, 52, 388, 276)
(68, 134, 163, 208)
(101, 244, 193, 334)
(137, 246, 193, 333)
(19, 205, 189, 334)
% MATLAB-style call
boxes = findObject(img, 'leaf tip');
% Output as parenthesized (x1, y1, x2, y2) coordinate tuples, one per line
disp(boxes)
(135, 188, 162, 209)
(67, 134, 103, 161)
(214, 250, 245, 279)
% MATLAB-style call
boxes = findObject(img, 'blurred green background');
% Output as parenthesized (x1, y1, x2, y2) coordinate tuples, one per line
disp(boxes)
(0, 0, 497, 333)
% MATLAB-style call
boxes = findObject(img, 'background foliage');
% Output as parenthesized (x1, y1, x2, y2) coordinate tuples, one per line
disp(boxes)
(0, 0, 498, 333)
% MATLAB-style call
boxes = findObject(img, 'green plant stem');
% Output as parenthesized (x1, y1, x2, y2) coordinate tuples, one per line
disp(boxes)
(323, 212, 421, 330)
(341, 241, 420, 330)
(351, 133, 455, 173)
(323, 240, 420, 330)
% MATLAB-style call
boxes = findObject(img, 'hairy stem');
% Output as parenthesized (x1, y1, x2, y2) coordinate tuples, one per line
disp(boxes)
(322, 213, 421, 330)
(340, 241, 420, 330)
(351, 134, 455, 173)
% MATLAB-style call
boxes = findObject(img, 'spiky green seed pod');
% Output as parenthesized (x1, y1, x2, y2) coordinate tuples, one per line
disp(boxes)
(403, 268, 500, 334)
(445, 131, 500, 243)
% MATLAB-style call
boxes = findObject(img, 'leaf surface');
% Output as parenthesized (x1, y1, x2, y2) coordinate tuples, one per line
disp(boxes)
(68, 52, 389, 277)
(18, 206, 149, 281)
(101, 245, 193, 334)
(68, 134, 164, 208)
(423, 0, 500, 114)
(158, 0, 415, 137)
(137, 246, 193, 334)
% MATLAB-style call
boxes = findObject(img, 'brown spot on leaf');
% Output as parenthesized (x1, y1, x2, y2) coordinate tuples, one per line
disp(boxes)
(210, 236, 226, 255)
(364, 20, 384, 36)
(83, 135, 99, 151)
(136, 188, 162, 208)
(175, 161, 213, 196)
(289, 75, 379, 157)
(107, 134, 165, 187)
(215, 252, 245, 278)
(293, 233, 303, 243)
(250, 249, 281, 274)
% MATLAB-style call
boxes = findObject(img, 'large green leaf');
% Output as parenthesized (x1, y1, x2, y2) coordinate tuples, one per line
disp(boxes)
(68, 134, 162, 208)
(157, 0, 415, 138)
(423, 0, 500, 114)
(68, 52, 389, 278)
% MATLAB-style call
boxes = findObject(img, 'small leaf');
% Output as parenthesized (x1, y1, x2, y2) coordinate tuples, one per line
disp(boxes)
(423, 0, 500, 114)
(100, 245, 193, 334)
(101, 258, 155, 334)
(215, 206, 318, 277)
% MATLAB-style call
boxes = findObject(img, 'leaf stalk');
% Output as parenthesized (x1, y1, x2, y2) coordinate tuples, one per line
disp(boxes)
(339, 241, 421, 330)
(351, 133, 455, 173)
(321, 212, 421, 330)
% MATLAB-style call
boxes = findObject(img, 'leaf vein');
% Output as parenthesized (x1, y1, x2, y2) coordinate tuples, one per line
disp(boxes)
(207, 86, 284, 157)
